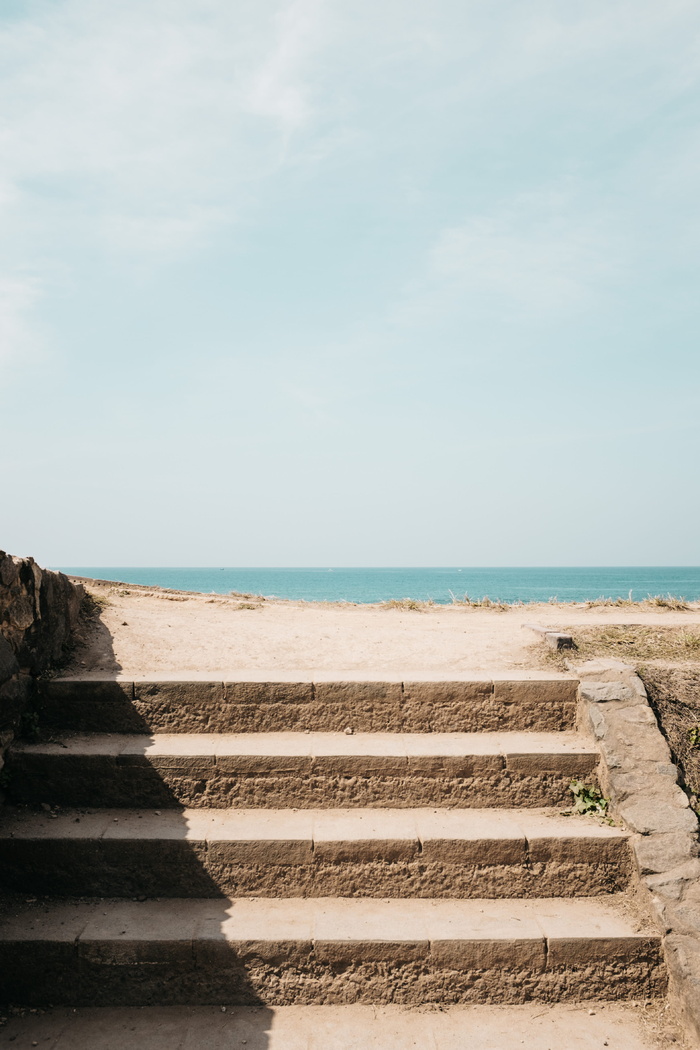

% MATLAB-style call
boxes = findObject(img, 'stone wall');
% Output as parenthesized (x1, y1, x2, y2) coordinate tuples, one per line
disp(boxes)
(577, 659, 700, 1044)
(0, 551, 84, 789)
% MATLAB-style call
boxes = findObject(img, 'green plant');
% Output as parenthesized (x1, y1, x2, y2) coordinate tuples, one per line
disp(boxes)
(687, 726, 700, 748)
(568, 779, 610, 817)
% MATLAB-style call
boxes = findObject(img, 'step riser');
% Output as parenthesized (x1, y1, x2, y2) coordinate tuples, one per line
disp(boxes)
(8, 763, 597, 809)
(0, 839, 631, 899)
(0, 939, 665, 1007)
(35, 680, 579, 734)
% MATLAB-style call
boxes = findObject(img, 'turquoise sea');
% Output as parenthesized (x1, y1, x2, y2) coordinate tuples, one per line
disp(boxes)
(55, 567, 700, 605)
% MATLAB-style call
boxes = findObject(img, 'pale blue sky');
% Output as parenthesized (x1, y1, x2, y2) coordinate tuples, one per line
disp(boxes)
(2, 0, 699, 566)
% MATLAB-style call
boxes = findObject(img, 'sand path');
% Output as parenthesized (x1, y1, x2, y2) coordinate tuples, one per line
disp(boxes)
(65, 579, 700, 679)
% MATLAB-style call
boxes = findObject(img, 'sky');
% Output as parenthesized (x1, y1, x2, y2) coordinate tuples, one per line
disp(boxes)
(1, 0, 699, 567)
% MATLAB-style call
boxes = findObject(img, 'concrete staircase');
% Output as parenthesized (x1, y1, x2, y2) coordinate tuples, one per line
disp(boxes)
(0, 677, 667, 1032)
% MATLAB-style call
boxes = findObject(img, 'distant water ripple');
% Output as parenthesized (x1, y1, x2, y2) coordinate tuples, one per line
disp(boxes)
(55, 566, 700, 605)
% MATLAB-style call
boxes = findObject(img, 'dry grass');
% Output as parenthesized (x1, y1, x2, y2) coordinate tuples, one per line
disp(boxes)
(380, 598, 433, 611)
(644, 594, 692, 610)
(641, 667, 700, 810)
(553, 625, 700, 665)
(448, 592, 511, 611)
(584, 593, 691, 611)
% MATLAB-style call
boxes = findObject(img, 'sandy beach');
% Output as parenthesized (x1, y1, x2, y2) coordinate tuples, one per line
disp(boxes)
(65, 578, 700, 679)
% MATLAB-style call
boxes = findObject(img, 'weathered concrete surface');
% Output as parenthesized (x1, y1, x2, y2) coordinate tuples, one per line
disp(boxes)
(0, 806, 631, 899)
(7, 731, 598, 809)
(0, 897, 665, 1006)
(35, 678, 578, 733)
(0, 1002, 683, 1049)
(0, 670, 676, 1023)
(0, 1002, 684, 1049)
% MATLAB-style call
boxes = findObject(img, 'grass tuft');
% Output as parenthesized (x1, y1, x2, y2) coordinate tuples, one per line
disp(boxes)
(448, 591, 509, 611)
(645, 594, 690, 610)
(381, 598, 430, 610)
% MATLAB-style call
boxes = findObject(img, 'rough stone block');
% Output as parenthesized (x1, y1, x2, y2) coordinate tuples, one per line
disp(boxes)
(665, 932, 700, 986)
(0, 634, 19, 683)
(0, 674, 31, 727)
(645, 859, 700, 901)
(579, 682, 637, 703)
(575, 659, 636, 679)
(619, 798, 698, 835)
(616, 705, 658, 725)
(666, 902, 700, 936)
(610, 771, 689, 805)
(602, 724, 671, 766)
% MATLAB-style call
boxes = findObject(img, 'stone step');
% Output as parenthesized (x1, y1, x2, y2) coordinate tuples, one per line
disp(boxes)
(7, 732, 598, 809)
(0, 1002, 676, 1049)
(0, 896, 664, 1007)
(35, 677, 579, 734)
(0, 806, 630, 899)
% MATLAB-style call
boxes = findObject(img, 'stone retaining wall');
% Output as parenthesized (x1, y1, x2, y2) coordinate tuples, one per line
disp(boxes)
(576, 659, 700, 1044)
(0, 551, 84, 793)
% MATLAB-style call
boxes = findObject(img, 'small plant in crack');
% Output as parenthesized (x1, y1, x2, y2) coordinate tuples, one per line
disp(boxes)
(564, 779, 611, 820)
(687, 725, 700, 748)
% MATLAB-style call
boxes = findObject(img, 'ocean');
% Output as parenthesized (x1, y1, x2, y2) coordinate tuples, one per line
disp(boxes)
(55, 567, 700, 605)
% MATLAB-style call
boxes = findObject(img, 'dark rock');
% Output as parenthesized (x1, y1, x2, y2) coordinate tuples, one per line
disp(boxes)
(0, 635, 19, 684)
(0, 551, 83, 675)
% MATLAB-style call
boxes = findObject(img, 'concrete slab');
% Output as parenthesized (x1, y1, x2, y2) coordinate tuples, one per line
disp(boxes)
(0, 895, 655, 948)
(11, 731, 596, 761)
(0, 1003, 682, 1050)
(0, 805, 627, 846)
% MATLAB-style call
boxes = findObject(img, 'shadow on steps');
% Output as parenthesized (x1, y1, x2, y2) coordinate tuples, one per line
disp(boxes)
(0, 678, 274, 1028)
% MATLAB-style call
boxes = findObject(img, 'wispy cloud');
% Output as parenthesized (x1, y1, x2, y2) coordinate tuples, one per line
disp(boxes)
(0, 275, 42, 371)
(0, 0, 330, 260)
(386, 189, 623, 337)
(244, 0, 325, 137)
(0, 0, 334, 374)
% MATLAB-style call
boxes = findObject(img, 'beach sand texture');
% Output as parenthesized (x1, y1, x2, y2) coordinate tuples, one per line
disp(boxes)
(66, 579, 700, 678)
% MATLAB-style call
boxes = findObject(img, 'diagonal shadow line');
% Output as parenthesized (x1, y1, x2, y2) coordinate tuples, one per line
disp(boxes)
(0, 609, 275, 1047)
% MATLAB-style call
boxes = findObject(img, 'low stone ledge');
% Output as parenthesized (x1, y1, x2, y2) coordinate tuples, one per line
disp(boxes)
(575, 658, 700, 1044)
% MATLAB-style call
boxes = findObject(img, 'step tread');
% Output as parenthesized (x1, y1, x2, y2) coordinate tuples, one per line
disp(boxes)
(47, 674, 578, 684)
(13, 731, 596, 758)
(0, 806, 626, 843)
(0, 896, 655, 944)
(0, 1003, 672, 1050)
